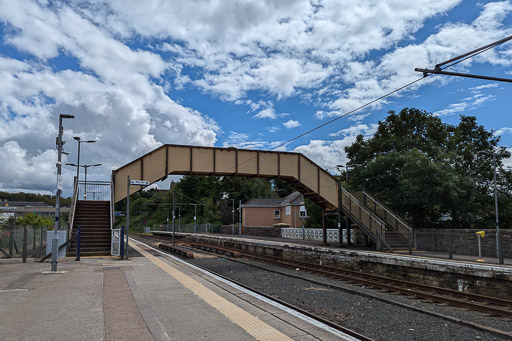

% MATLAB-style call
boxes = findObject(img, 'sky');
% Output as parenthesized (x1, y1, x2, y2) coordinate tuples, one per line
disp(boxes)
(0, 0, 511, 196)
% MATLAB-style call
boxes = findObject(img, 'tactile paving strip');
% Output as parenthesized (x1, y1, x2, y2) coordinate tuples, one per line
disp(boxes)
(131, 242, 293, 341)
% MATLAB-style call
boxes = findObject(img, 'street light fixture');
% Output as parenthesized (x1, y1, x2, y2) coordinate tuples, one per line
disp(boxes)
(52, 113, 74, 272)
(478, 150, 506, 264)
(81, 163, 102, 200)
(336, 164, 350, 190)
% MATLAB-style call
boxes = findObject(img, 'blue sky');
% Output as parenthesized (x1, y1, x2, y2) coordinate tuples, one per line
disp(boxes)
(0, 0, 511, 195)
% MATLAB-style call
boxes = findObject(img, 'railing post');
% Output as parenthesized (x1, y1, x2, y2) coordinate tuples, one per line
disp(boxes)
(75, 226, 81, 261)
(32, 227, 36, 252)
(9, 226, 14, 256)
(120, 226, 125, 260)
(22, 226, 27, 263)
(408, 229, 413, 255)
(448, 232, 453, 260)
(376, 229, 381, 251)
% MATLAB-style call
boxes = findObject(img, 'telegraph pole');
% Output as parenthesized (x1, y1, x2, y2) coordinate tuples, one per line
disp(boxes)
(52, 114, 74, 272)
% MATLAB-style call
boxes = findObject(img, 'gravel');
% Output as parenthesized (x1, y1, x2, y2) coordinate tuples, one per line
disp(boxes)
(188, 255, 512, 341)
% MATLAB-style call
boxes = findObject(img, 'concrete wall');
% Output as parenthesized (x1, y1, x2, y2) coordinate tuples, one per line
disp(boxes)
(414, 229, 512, 258)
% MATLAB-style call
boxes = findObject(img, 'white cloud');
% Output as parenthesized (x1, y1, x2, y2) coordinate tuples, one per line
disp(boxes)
(0, 141, 58, 192)
(295, 123, 378, 172)
(283, 120, 301, 129)
(504, 148, 512, 168)
(495, 127, 512, 136)
(0, 1, 221, 194)
(253, 108, 277, 119)
(434, 93, 496, 117)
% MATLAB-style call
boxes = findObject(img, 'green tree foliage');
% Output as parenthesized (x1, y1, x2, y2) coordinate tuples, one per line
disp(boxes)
(345, 108, 511, 229)
(0, 191, 72, 207)
(115, 175, 278, 229)
(16, 213, 53, 226)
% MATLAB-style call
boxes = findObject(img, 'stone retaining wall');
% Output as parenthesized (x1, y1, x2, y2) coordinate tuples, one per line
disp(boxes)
(179, 233, 512, 300)
(414, 229, 512, 258)
(242, 226, 282, 238)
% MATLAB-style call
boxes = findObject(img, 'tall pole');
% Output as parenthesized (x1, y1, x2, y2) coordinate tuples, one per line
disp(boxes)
(166, 207, 169, 231)
(492, 153, 503, 264)
(178, 206, 181, 232)
(338, 179, 343, 247)
(52, 114, 74, 272)
(194, 204, 197, 233)
(172, 190, 176, 246)
(76, 140, 81, 184)
(126, 175, 130, 260)
(84, 166, 88, 199)
(232, 199, 235, 235)
(239, 199, 242, 236)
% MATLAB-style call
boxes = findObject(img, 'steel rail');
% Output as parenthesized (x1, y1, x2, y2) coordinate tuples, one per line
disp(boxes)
(134, 237, 374, 341)
(181, 241, 512, 319)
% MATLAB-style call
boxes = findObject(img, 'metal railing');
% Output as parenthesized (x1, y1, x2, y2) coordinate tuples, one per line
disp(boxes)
(110, 177, 114, 230)
(77, 180, 111, 201)
(340, 187, 392, 251)
(0, 226, 48, 259)
(361, 189, 411, 241)
(68, 177, 79, 233)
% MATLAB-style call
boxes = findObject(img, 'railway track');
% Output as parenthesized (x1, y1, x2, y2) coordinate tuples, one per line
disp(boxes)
(169, 239, 512, 319)
(132, 237, 375, 341)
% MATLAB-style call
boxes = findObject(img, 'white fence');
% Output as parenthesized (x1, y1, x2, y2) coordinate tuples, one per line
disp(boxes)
(281, 228, 353, 243)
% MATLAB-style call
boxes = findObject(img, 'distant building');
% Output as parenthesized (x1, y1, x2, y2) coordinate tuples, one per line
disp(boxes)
(241, 191, 307, 228)
(0, 201, 70, 221)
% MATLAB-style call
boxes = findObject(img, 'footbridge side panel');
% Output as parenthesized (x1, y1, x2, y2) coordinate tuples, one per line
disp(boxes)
(113, 144, 338, 210)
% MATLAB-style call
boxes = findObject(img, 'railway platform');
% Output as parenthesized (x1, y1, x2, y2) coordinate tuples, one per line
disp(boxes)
(153, 231, 512, 300)
(0, 239, 356, 341)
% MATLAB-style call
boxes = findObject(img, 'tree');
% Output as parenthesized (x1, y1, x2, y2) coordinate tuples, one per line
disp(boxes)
(345, 107, 511, 229)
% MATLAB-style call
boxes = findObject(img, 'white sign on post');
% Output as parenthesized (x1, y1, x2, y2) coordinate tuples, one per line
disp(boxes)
(57, 175, 63, 191)
(130, 180, 149, 186)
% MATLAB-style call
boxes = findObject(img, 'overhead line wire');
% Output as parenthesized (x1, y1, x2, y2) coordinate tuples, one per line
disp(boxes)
(217, 35, 509, 175)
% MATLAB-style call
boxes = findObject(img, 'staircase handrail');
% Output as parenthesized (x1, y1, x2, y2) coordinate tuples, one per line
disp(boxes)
(69, 177, 79, 233)
(362, 189, 412, 233)
(341, 187, 387, 228)
(110, 177, 114, 230)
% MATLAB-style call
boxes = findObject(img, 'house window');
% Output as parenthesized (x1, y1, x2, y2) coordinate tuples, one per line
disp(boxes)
(274, 210, 280, 219)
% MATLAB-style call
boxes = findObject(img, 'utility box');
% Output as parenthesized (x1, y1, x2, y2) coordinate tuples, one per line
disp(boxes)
(46, 230, 67, 258)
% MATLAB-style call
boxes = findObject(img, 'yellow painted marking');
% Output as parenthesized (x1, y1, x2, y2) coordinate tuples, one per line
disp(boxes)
(131, 242, 292, 341)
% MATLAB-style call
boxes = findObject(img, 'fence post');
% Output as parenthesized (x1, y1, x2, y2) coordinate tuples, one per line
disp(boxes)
(448, 232, 453, 260)
(408, 229, 413, 255)
(120, 226, 125, 260)
(32, 227, 36, 251)
(376, 229, 381, 251)
(22, 227, 27, 263)
(9, 226, 14, 256)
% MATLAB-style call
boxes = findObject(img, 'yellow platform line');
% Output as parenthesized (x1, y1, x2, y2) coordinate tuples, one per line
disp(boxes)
(131, 242, 292, 341)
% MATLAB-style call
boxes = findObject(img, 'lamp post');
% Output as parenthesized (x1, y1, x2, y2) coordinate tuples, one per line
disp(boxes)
(81, 164, 102, 200)
(478, 150, 505, 264)
(336, 164, 350, 190)
(72, 137, 96, 186)
(232, 198, 235, 235)
(52, 113, 74, 272)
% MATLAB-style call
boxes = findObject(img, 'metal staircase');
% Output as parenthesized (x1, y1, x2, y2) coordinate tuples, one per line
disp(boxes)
(341, 188, 411, 251)
(67, 180, 113, 257)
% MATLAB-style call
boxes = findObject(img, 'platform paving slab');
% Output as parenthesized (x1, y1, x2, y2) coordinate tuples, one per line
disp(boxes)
(1, 246, 347, 341)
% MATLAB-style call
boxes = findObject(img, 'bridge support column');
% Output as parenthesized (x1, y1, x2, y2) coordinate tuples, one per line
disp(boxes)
(337, 180, 343, 247)
(322, 209, 327, 245)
